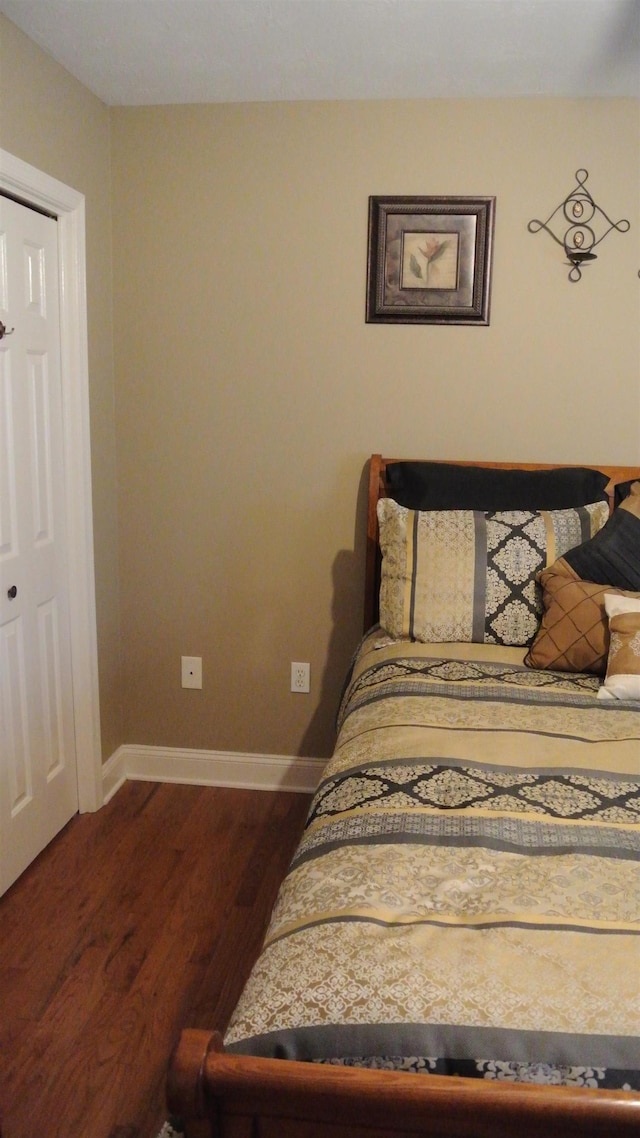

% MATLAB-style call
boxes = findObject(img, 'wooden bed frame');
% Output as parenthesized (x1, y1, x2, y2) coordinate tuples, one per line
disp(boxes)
(167, 456, 640, 1138)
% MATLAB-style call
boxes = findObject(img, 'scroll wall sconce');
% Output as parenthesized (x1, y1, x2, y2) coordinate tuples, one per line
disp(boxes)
(528, 169, 630, 282)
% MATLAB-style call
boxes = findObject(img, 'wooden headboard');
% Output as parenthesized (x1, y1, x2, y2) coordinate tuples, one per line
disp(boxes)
(364, 455, 640, 634)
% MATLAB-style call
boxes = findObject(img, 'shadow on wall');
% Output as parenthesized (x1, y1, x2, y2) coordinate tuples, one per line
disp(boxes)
(298, 460, 371, 759)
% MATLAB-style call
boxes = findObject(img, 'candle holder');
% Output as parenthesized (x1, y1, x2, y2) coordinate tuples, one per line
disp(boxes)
(528, 169, 630, 282)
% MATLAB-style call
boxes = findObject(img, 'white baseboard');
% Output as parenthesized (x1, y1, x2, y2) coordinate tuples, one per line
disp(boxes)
(102, 744, 325, 804)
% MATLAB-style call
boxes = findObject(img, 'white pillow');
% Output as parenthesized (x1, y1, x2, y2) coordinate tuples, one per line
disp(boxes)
(597, 594, 640, 701)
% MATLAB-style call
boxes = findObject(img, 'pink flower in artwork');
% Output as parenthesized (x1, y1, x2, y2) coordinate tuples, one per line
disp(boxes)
(409, 236, 449, 286)
(419, 237, 446, 263)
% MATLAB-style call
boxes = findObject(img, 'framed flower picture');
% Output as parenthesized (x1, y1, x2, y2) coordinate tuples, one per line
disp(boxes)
(366, 195, 495, 325)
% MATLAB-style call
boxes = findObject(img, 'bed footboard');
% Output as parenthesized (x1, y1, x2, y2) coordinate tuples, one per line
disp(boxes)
(167, 1029, 640, 1138)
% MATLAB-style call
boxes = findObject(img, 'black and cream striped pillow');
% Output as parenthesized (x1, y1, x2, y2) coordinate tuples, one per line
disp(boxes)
(377, 497, 609, 647)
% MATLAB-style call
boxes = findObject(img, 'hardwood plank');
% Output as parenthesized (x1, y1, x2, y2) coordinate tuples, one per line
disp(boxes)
(186, 790, 310, 1033)
(0, 780, 311, 1138)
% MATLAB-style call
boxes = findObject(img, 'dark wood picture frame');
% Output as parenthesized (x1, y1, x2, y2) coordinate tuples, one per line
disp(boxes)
(366, 195, 495, 325)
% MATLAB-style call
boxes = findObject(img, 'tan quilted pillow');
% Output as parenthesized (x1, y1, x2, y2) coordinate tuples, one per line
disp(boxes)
(525, 564, 640, 675)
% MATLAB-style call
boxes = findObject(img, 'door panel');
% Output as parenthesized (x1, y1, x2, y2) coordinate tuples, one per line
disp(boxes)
(1, 613, 31, 811)
(0, 195, 78, 894)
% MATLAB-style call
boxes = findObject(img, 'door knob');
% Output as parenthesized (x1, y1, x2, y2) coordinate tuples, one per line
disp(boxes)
(7, 585, 17, 599)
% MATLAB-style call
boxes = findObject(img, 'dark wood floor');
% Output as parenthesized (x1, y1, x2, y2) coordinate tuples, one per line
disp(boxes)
(0, 780, 311, 1138)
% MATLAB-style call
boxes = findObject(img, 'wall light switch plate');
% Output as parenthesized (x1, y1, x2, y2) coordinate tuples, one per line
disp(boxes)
(181, 656, 202, 689)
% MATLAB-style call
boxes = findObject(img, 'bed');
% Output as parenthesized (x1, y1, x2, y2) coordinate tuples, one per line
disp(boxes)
(168, 455, 640, 1137)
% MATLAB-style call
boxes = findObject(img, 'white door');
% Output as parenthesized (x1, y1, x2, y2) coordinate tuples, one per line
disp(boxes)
(0, 194, 79, 895)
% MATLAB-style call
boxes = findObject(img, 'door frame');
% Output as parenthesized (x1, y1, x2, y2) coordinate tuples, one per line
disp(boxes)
(1, 149, 102, 812)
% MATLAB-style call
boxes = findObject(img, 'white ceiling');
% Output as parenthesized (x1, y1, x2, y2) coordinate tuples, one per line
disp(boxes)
(0, 0, 638, 106)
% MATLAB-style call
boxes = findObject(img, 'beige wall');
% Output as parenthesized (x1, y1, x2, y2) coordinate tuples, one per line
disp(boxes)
(0, 14, 123, 758)
(2, 12, 638, 764)
(111, 98, 640, 759)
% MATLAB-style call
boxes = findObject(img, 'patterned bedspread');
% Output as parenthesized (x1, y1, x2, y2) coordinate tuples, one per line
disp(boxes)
(225, 630, 640, 1089)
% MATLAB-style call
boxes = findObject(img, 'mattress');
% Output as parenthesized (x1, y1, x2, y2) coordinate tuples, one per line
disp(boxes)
(225, 629, 640, 1090)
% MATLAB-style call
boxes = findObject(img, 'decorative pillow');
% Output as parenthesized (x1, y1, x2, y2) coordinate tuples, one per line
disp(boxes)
(614, 479, 639, 507)
(597, 594, 640, 700)
(377, 497, 609, 646)
(385, 461, 611, 512)
(560, 481, 640, 589)
(524, 566, 640, 674)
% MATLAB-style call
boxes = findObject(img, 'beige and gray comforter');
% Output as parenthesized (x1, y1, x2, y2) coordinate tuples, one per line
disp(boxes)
(225, 630, 640, 1089)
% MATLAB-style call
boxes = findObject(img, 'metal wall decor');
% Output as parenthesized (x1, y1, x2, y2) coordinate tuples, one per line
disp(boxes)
(528, 169, 630, 282)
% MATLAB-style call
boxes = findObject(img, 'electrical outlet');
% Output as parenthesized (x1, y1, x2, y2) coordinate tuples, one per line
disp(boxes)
(181, 656, 202, 689)
(290, 661, 310, 693)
